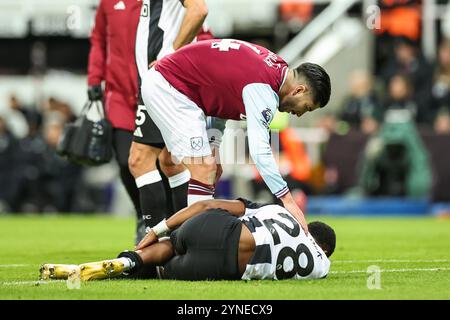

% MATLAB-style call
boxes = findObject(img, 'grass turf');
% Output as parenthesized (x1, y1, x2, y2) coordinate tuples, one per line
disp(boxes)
(0, 215, 449, 300)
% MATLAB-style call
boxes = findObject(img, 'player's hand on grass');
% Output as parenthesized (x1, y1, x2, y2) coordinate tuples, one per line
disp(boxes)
(135, 229, 158, 250)
(280, 192, 309, 235)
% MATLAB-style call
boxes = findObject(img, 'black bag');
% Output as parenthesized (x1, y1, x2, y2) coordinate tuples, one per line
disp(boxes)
(57, 99, 113, 166)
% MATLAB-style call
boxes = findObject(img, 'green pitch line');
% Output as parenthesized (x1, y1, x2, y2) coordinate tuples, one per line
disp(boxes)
(0, 215, 449, 300)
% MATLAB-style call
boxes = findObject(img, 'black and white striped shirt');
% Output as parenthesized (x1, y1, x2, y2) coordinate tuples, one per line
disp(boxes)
(237, 199, 330, 280)
(135, 0, 186, 80)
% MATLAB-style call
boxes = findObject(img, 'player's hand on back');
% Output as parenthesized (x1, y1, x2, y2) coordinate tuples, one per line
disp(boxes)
(149, 60, 158, 68)
(280, 192, 309, 235)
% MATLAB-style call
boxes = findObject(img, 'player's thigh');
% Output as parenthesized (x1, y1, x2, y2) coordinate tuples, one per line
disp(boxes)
(158, 147, 186, 177)
(165, 210, 242, 280)
(141, 68, 211, 162)
(128, 141, 164, 177)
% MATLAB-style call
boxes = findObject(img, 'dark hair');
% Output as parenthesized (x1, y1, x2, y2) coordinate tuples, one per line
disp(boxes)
(394, 35, 417, 49)
(308, 221, 336, 257)
(296, 62, 331, 108)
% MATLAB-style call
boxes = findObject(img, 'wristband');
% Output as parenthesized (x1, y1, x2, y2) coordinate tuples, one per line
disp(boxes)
(151, 219, 170, 238)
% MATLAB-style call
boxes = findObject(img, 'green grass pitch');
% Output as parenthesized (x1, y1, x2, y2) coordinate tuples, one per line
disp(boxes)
(0, 214, 449, 300)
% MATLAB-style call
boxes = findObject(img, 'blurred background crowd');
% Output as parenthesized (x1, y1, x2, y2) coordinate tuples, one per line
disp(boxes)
(1, 0, 450, 215)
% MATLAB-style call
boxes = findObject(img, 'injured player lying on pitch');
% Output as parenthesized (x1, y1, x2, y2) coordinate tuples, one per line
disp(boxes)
(40, 198, 336, 281)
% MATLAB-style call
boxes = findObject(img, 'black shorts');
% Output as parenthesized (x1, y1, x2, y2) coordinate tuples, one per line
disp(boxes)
(164, 209, 243, 281)
(133, 94, 165, 148)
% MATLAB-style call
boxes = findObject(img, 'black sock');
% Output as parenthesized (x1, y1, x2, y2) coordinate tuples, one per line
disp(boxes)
(157, 161, 175, 217)
(167, 170, 190, 217)
(117, 250, 143, 272)
(117, 250, 157, 279)
(136, 170, 168, 229)
(170, 182, 188, 215)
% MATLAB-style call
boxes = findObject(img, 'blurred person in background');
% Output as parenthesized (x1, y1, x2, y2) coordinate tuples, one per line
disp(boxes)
(87, 0, 142, 240)
(275, 0, 314, 48)
(38, 112, 83, 212)
(380, 36, 433, 125)
(4, 94, 29, 140)
(432, 39, 450, 134)
(340, 70, 382, 135)
(0, 116, 21, 212)
(8, 100, 82, 213)
(383, 74, 418, 120)
(128, 0, 212, 242)
(9, 94, 43, 138)
(45, 97, 75, 124)
(374, 0, 421, 72)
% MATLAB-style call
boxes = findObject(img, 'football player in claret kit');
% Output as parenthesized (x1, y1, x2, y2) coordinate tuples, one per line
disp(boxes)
(40, 198, 335, 281)
(139, 38, 331, 233)
(129, 0, 213, 241)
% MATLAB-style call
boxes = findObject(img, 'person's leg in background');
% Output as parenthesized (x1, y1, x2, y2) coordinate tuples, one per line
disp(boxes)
(130, 102, 191, 230)
(156, 159, 175, 217)
(128, 141, 167, 231)
(111, 129, 144, 242)
(158, 148, 190, 216)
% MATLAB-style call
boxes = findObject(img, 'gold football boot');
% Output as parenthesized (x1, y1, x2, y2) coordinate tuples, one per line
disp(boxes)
(78, 259, 125, 281)
(39, 264, 79, 280)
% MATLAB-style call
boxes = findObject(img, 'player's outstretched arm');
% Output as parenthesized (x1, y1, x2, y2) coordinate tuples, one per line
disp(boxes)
(242, 84, 309, 234)
(135, 199, 245, 250)
(279, 192, 309, 235)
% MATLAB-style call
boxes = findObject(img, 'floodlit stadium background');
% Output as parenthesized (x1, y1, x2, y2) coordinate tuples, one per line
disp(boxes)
(1, 0, 450, 217)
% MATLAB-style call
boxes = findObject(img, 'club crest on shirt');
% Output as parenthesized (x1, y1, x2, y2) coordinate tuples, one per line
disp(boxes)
(261, 108, 273, 129)
(190, 137, 203, 151)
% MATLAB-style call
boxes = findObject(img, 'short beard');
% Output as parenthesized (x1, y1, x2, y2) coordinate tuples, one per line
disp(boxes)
(278, 100, 288, 112)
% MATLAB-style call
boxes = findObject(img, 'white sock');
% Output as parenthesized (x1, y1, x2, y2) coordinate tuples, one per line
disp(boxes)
(117, 257, 134, 271)
(168, 170, 191, 188)
(187, 194, 214, 206)
(135, 170, 162, 188)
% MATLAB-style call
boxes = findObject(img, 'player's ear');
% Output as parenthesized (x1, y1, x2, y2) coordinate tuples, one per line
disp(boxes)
(292, 84, 307, 96)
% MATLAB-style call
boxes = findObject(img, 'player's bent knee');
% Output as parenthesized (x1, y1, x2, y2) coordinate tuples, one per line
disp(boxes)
(188, 161, 217, 183)
(128, 142, 160, 177)
(159, 155, 185, 177)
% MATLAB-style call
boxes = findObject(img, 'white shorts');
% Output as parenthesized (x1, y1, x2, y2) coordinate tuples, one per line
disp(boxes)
(140, 68, 211, 160)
